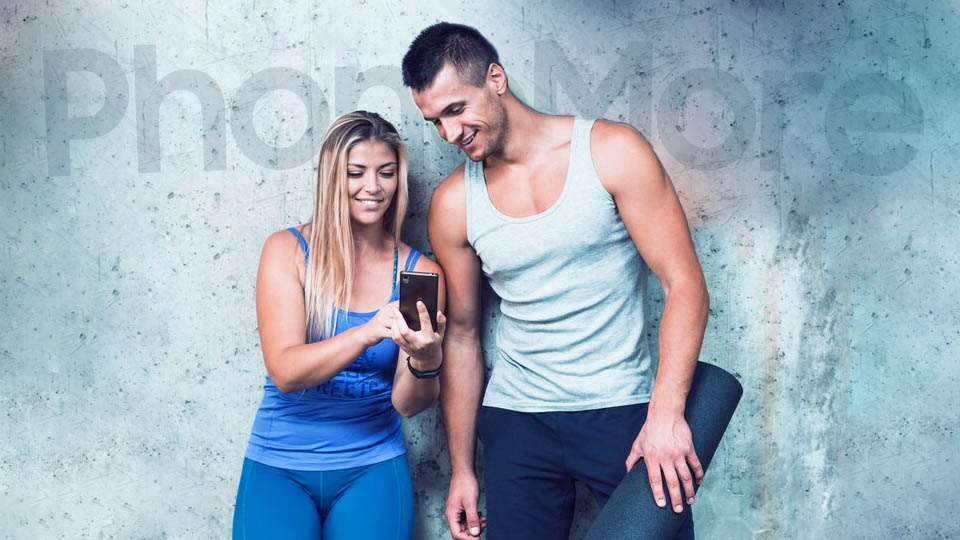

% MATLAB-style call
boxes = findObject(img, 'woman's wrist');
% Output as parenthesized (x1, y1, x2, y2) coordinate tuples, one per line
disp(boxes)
(408, 352, 442, 372)
(355, 323, 377, 348)
(406, 354, 441, 379)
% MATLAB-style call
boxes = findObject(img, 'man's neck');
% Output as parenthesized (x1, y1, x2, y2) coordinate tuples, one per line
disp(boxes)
(486, 95, 556, 167)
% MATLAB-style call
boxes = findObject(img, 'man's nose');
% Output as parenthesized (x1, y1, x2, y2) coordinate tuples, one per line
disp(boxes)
(439, 119, 462, 145)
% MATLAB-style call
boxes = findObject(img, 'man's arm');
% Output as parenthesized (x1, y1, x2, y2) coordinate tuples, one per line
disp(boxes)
(592, 120, 710, 514)
(428, 165, 487, 539)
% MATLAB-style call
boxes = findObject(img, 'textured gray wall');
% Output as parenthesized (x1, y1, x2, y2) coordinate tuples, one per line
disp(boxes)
(2, 1, 959, 538)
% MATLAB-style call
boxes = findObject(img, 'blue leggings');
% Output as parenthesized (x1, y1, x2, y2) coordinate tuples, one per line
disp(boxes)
(232, 455, 413, 540)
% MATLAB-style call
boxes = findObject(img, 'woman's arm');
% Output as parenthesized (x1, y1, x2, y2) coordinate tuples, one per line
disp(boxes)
(390, 257, 447, 417)
(255, 230, 388, 393)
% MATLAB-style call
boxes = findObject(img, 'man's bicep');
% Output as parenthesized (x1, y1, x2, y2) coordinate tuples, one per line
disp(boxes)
(617, 167, 698, 277)
(594, 123, 703, 285)
(428, 182, 481, 336)
(428, 237, 481, 337)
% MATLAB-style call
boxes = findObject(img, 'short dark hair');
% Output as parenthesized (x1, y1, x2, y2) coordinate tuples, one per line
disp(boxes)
(402, 22, 500, 91)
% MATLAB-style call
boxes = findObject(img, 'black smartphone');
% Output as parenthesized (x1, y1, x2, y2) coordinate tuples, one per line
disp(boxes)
(399, 271, 439, 332)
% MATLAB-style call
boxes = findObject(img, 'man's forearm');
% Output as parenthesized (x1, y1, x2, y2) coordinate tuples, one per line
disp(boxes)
(440, 333, 485, 474)
(649, 278, 709, 415)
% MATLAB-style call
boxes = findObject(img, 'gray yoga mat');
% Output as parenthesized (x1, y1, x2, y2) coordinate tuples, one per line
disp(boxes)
(584, 361, 743, 540)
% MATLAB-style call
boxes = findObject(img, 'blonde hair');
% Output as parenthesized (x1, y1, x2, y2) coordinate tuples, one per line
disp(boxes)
(303, 111, 409, 340)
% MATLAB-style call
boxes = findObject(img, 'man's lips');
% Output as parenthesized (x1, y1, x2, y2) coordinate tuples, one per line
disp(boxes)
(459, 130, 477, 149)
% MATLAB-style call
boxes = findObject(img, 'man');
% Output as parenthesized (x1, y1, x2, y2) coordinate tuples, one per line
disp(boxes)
(402, 23, 709, 540)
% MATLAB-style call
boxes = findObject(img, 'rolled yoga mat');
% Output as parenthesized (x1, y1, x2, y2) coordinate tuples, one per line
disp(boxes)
(584, 361, 743, 540)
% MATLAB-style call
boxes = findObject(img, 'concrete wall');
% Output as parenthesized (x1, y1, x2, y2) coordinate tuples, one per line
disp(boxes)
(2, 1, 958, 538)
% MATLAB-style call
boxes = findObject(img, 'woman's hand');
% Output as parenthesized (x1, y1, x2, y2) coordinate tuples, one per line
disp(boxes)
(392, 301, 446, 369)
(359, 301, 399, 347)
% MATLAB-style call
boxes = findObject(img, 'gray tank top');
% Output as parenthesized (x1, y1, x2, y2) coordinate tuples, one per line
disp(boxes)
(465, 117, 655, 412)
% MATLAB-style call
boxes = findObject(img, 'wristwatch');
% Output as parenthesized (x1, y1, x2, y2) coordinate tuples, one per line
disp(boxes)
(406, 355, 441, 379)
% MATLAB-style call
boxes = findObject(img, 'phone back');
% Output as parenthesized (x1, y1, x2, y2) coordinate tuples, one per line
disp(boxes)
(399, 271, 438, 332)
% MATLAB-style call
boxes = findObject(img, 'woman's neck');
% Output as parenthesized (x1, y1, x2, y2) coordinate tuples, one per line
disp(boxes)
(351, 222, 392, 259)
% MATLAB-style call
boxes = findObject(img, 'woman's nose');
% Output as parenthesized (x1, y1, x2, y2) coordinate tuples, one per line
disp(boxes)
(362, 172, 381, 192)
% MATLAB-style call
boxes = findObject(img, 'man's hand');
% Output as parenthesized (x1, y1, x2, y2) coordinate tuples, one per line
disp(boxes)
(445, 470, 486, 539)
(625, 412, 704, 513)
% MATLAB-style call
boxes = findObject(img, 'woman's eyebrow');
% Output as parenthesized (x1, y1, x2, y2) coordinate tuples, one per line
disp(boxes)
(346, 162, 396, 170)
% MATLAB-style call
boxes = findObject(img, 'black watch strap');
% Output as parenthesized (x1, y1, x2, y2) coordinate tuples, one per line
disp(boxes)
(406, 355, 441, 379)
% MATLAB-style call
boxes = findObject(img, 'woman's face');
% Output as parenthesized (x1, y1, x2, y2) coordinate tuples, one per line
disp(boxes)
(345, 139, 399, 228)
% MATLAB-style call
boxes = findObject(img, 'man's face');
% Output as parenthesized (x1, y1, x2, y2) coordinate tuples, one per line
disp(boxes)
(411, 63, 506, 162)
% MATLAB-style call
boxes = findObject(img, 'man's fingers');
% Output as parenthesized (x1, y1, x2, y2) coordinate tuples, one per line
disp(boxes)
(644, 458, 667, 508)
(625, 443, 643, 472)
(444, 505, 469, 540)
(465, 501, 482, 537)
(687, 451, 705, 485)
(661, 465, 684, 513)
(676, 459, 696, 505)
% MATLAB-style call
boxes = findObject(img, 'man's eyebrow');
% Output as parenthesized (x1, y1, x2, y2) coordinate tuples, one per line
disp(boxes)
(424, 101, 466, 122)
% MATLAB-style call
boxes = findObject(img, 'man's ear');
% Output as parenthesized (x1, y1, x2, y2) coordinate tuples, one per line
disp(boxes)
(486, 63, 508, 96)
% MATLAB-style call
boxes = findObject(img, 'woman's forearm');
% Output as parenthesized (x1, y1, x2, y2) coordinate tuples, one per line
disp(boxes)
(391, 354, 441, 417)
(266, 325, 374, 393)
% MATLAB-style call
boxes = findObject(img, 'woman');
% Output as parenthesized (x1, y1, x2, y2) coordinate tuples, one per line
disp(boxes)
(233, 111, 446, 540)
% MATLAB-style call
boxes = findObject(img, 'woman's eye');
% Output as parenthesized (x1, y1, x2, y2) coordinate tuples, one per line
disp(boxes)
(348, 172, 362, 178)
(380, 171, 396, 178)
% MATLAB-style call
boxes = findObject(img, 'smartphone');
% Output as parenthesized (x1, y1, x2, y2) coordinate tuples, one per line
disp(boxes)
(399, 271, 439, 332)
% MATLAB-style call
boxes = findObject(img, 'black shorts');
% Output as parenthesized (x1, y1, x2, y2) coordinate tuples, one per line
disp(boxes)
(477, 403, 695, 540)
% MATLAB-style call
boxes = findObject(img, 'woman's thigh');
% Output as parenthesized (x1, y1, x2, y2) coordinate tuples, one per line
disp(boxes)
(322, 455, 414, 540)
(232, 458, 322, 540)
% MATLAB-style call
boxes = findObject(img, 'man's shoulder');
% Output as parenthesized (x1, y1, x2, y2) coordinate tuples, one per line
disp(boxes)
(589, 118, 653, 155)
(430, 162, 468, 212)
(587, 118, 662, 191)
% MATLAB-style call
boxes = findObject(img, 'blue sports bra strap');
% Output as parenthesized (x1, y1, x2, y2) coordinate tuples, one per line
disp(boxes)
(391, 242, 398, 288)
(403, 248, 422, 272)
(286, 227, 309, 266)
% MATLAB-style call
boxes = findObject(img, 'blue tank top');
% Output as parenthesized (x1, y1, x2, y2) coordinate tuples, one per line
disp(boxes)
(244, 227, 422, 471)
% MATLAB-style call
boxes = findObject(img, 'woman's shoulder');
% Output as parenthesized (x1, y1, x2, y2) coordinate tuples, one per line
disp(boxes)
(261, 224, 310, 264)
(400, 243, 442, 275)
